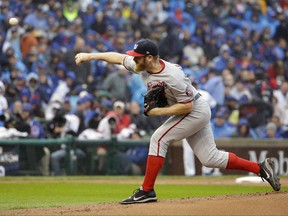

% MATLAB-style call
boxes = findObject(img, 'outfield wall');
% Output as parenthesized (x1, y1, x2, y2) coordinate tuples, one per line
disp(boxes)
(167, 139, 288, 176)
(0, 138, 287, 176)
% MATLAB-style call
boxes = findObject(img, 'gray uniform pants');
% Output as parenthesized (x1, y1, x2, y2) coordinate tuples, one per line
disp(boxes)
(149, 96, 229, 169)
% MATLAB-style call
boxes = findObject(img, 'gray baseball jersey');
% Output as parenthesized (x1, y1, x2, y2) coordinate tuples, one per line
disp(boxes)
(124, 56, 198, 105)
(123, 56, 228, 169)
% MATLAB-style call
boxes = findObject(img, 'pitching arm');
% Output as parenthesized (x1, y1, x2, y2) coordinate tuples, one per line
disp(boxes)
(75, 52, 126, 65)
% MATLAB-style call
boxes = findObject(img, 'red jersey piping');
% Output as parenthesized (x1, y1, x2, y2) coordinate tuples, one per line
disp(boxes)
(180, 100, 193, 104)
(147, 59, 165, 74)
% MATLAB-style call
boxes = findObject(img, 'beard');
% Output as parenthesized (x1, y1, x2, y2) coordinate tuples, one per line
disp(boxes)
(134, 60, 146, 72)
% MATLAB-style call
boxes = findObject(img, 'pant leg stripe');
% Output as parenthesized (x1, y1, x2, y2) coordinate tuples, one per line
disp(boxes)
(157, 113, 189, 156)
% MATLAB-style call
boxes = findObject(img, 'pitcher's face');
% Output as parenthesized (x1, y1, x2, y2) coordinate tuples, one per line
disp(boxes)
(133, 56, 151, 72)
(133, 56, 147, 72)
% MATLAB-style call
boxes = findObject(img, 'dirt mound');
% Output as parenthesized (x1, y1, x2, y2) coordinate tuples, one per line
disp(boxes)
(1, 191, 287, 216)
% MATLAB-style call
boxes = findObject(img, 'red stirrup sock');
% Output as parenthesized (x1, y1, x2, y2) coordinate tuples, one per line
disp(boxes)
(142, 155, 165, 191)
(226, 152, 260, 174)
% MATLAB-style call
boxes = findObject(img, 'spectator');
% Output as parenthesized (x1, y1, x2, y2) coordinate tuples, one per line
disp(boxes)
(179, 54, 194, 78)
(78, 110, 103, 141)
(183, 37, 204, 66)
(103, 65, 131, 102)
(114, 125, 149, 175)
(18, 87, 31, 104)
(158, 20, 184, 63)
(211, 111, 236, 139)
(224, 95, 240, 126)
(128, 101, 150, 135)
(274, 11, 288, 43)
(203, 36, 219, 61)
(23, 5, 49, 31)
(273, 82, 288, 126)
(270, 114, 286, 138)
(77, 93, 95, 133)
(49, 71, 76, 104)
(7, 51, 28, 75)
(273, 81, 288, 109)
(0, 115, 28, 139)
(80, 3, 96, 31)
(95, 100, 131, 174)
(211, 44, 235, 74)
(125, 131, 149, 175)
(0, 81, 8, 114)
(51, 62, 67, 89)
(90, 11, 107, 35)
(128, 74, 146, 110)
(77, 109, 104, 174)
(26, 72, 39, 94)
(50, 109, 85, 176)
(3, 26, 23, 59)
(268, 60, 286, 87)
(23, 46, 41, 71)
(262, 122, 283, 139)
(63, 36, 90, 85)
(19, 103, 49, 176)
(239, 99, 274, 137)
(188, 56, 209, 81)
(203, 69, 225, 108)
(30, 93, 45, 120)
(21, 103, 45, 136)
(100, 100, 131, 137)
(231, 118, 252, 138)
(63, 1, 79, 23)
(37, 67, 54, 105)
(20, 25, 38, 59)
(93, 114, 117, 175)
(251, 79, 274, 103)
(229, 79, 252, 103)
(221, 69, 235, 88)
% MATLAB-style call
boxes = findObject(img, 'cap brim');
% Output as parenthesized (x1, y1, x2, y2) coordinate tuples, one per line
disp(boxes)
(126, 50, 145, 57)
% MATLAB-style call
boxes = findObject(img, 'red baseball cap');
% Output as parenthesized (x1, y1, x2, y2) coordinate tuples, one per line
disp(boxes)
(126, 39, 159, 57)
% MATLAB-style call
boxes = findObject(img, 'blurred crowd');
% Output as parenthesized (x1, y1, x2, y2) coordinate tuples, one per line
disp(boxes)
(0, 0, 288, 175)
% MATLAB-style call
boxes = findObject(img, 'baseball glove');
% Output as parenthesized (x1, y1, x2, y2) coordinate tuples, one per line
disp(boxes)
(144, 85, 168, 116)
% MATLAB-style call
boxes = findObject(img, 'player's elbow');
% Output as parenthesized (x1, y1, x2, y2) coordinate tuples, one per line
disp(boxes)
(171, 102, 193, 115)
(181, 102, 193, 114)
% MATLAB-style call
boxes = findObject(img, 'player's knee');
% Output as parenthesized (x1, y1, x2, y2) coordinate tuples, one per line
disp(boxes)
(150, 133, 159, 144)
(198, 149, 228, 168)
(199, 158, 213, 167)
(150, 133, 169, 157)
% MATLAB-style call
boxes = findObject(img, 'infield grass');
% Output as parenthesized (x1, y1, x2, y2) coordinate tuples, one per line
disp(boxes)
(0, 176, 287, 210)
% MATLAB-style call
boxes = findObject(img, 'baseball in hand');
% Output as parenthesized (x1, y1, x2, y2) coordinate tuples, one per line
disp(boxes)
(9, 17, 19, 26)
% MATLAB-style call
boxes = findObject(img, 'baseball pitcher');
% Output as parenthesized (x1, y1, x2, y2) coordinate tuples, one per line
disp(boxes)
(75, 39, 281, 204)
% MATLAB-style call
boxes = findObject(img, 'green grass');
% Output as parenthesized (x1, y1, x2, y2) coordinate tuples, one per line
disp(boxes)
(0, 176, 287, 210)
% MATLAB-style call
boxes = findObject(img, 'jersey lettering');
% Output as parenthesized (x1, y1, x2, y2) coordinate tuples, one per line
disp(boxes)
(147, 81, 166, 90)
